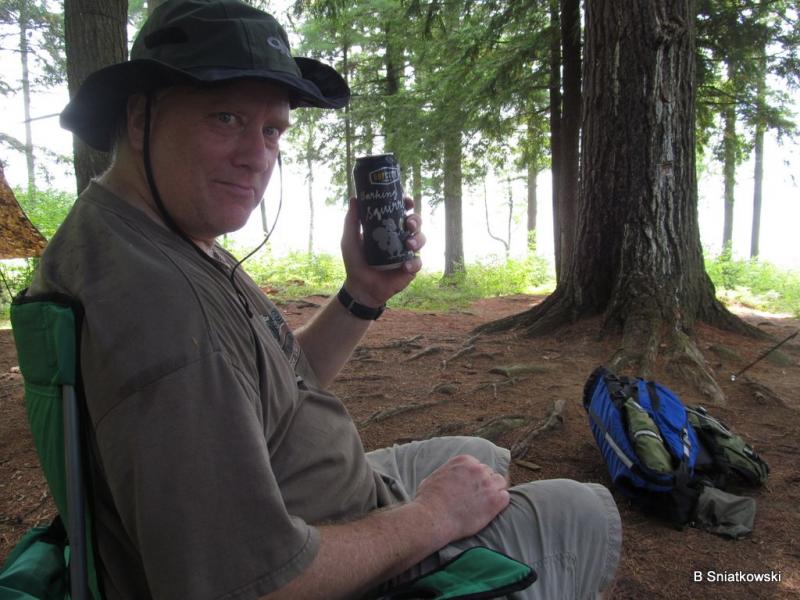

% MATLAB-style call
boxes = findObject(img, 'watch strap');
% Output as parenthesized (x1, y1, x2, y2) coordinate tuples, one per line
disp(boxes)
(337, 287, 385, 320)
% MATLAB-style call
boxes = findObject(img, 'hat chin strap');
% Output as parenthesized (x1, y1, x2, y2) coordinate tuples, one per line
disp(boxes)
(142, 93, 197, 248)
(142, 92, 257, 318)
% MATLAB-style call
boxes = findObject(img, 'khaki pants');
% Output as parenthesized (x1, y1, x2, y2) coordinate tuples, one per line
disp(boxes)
(367, 436, 622, 600)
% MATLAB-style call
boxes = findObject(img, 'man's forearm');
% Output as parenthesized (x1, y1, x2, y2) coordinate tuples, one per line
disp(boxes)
(261, 501, 448, 600)
(295, 293, 372, 388)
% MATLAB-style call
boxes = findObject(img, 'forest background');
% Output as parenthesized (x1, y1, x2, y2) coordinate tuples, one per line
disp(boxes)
(2, 2, 800, 597)
(1, 0, 799, 323)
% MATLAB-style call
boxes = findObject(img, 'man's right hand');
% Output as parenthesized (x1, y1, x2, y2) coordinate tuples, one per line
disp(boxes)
(262, 455, 510, 600)
(411, 454, 510, 546)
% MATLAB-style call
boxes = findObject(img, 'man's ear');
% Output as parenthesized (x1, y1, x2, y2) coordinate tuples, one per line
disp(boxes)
(126, 94, 148, 152)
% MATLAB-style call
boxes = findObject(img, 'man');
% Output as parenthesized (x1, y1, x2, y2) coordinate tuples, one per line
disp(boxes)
(31, 1, 621, 598)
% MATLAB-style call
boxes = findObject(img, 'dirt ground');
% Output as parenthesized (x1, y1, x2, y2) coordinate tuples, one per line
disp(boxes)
(1, 294, 798, 598)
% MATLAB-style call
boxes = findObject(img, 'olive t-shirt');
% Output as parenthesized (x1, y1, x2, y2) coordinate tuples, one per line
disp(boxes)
(30, 182, 392, 599)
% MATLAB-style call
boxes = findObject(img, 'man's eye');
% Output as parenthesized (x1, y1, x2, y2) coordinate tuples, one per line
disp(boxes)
(263, 126, 280, 139)
(216, 112, 237, 125)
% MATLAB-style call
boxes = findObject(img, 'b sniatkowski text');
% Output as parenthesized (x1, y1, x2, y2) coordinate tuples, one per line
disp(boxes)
(694, 570, 782, 583)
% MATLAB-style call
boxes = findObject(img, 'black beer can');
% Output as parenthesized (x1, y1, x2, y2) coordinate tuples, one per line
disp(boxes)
(353, 154, 414, 269)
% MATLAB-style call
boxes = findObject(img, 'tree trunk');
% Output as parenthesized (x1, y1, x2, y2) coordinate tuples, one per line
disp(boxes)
(443, 128, 464, 277)
(343, 43, 354, 200)
(505, 176, 514, 261)
(307, 154, 314, 255)
(483, 179, 509, 259)
(549, 0, 562, 278)
(64, 0, 127, 195)
(19, 3, 36, 196)
(383, 21, 404, 180)
(527, 165, 538, 240)
(721, 59, 736, 252)
(412, 159, 422, 216)
(558, 0, 581, 278)
(477, 0, 761, 404)
(750, 57, 766, 259)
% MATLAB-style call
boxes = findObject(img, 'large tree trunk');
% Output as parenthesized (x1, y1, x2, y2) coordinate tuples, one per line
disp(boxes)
(64, 0, 127, 194)
(548, 0, 562, 278)
(477, 0, 761, 404)
(443, 128, 464, 277)
(721, 59, 737, 252)
(557, 0, 581, 278)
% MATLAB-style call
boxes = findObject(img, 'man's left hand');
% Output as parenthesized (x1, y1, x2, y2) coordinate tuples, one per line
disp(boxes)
(340, 195, 425, 308)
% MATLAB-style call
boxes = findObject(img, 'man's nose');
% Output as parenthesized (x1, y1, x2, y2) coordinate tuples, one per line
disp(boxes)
(233, 126, 274, 172)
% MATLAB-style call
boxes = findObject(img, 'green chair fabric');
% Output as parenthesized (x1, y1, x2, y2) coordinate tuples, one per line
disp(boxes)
(5, 293, 102, 600)
(377, 546, 537, 600)
(0, 519, 69, 599)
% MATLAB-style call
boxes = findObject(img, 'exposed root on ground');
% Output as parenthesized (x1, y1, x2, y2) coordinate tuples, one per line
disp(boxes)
(511, 399, 567, 459)
(472, 290, 751, 403)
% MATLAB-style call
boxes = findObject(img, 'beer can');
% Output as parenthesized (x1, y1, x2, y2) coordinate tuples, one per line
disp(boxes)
(353, 154, 414, 269)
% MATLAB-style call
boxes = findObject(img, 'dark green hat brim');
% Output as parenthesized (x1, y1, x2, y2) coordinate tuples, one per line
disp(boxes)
(60, 56, 349, 153)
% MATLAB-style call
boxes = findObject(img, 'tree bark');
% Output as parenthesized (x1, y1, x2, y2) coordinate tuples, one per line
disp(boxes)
(527, 165, 538, 241)
(557, 0, 581, 278)
(64, 0, 127, 195)
(477, 0, 762, 404)
(443, 128, 464, 277)
(548, 0, 562, 278)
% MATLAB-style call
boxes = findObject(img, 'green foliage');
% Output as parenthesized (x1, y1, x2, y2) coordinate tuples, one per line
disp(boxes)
(705, 253, 800, 317)
(14, 187, 75, 239)
(237, 247, 553, 311)
(240, 249, 346, 299)
(392, 254, 553, 311)
(0, 258, 37, 319)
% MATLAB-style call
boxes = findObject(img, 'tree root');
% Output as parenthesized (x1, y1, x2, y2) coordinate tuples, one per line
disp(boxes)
(700, 298, 767, 339)
(472, 290, 571, 336)
(364, 334, 424, 351)
(405, 345, 444, 362)
(395, 422, 465, 444)
(510, 399, 567, 459)
(513, 459, 543, 472)
(359, 396, 455, 427)
(441, 345, 475, 370)
(664, 330, 726, 405)
(469, 377, 528, 399)
(473, 415, 534, 443)
(740, 376, 793, 409)
(335, 374, 392, 383)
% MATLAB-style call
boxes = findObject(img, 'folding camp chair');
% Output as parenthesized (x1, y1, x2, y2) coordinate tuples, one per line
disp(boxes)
(3, 292, 102, 600)
(4, 294, 536, 600)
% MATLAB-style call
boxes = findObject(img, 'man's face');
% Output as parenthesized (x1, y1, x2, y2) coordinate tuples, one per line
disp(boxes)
(140, 80, 291, 244)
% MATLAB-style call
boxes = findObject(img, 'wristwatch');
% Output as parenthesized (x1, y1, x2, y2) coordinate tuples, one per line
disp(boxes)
(337, 286, 385, 320)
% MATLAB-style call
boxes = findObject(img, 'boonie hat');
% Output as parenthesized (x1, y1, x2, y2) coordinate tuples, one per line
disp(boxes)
(60, 0, 350, 152)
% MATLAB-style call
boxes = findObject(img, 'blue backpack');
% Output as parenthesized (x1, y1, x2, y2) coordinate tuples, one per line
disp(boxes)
(582, 366, 703, 526)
